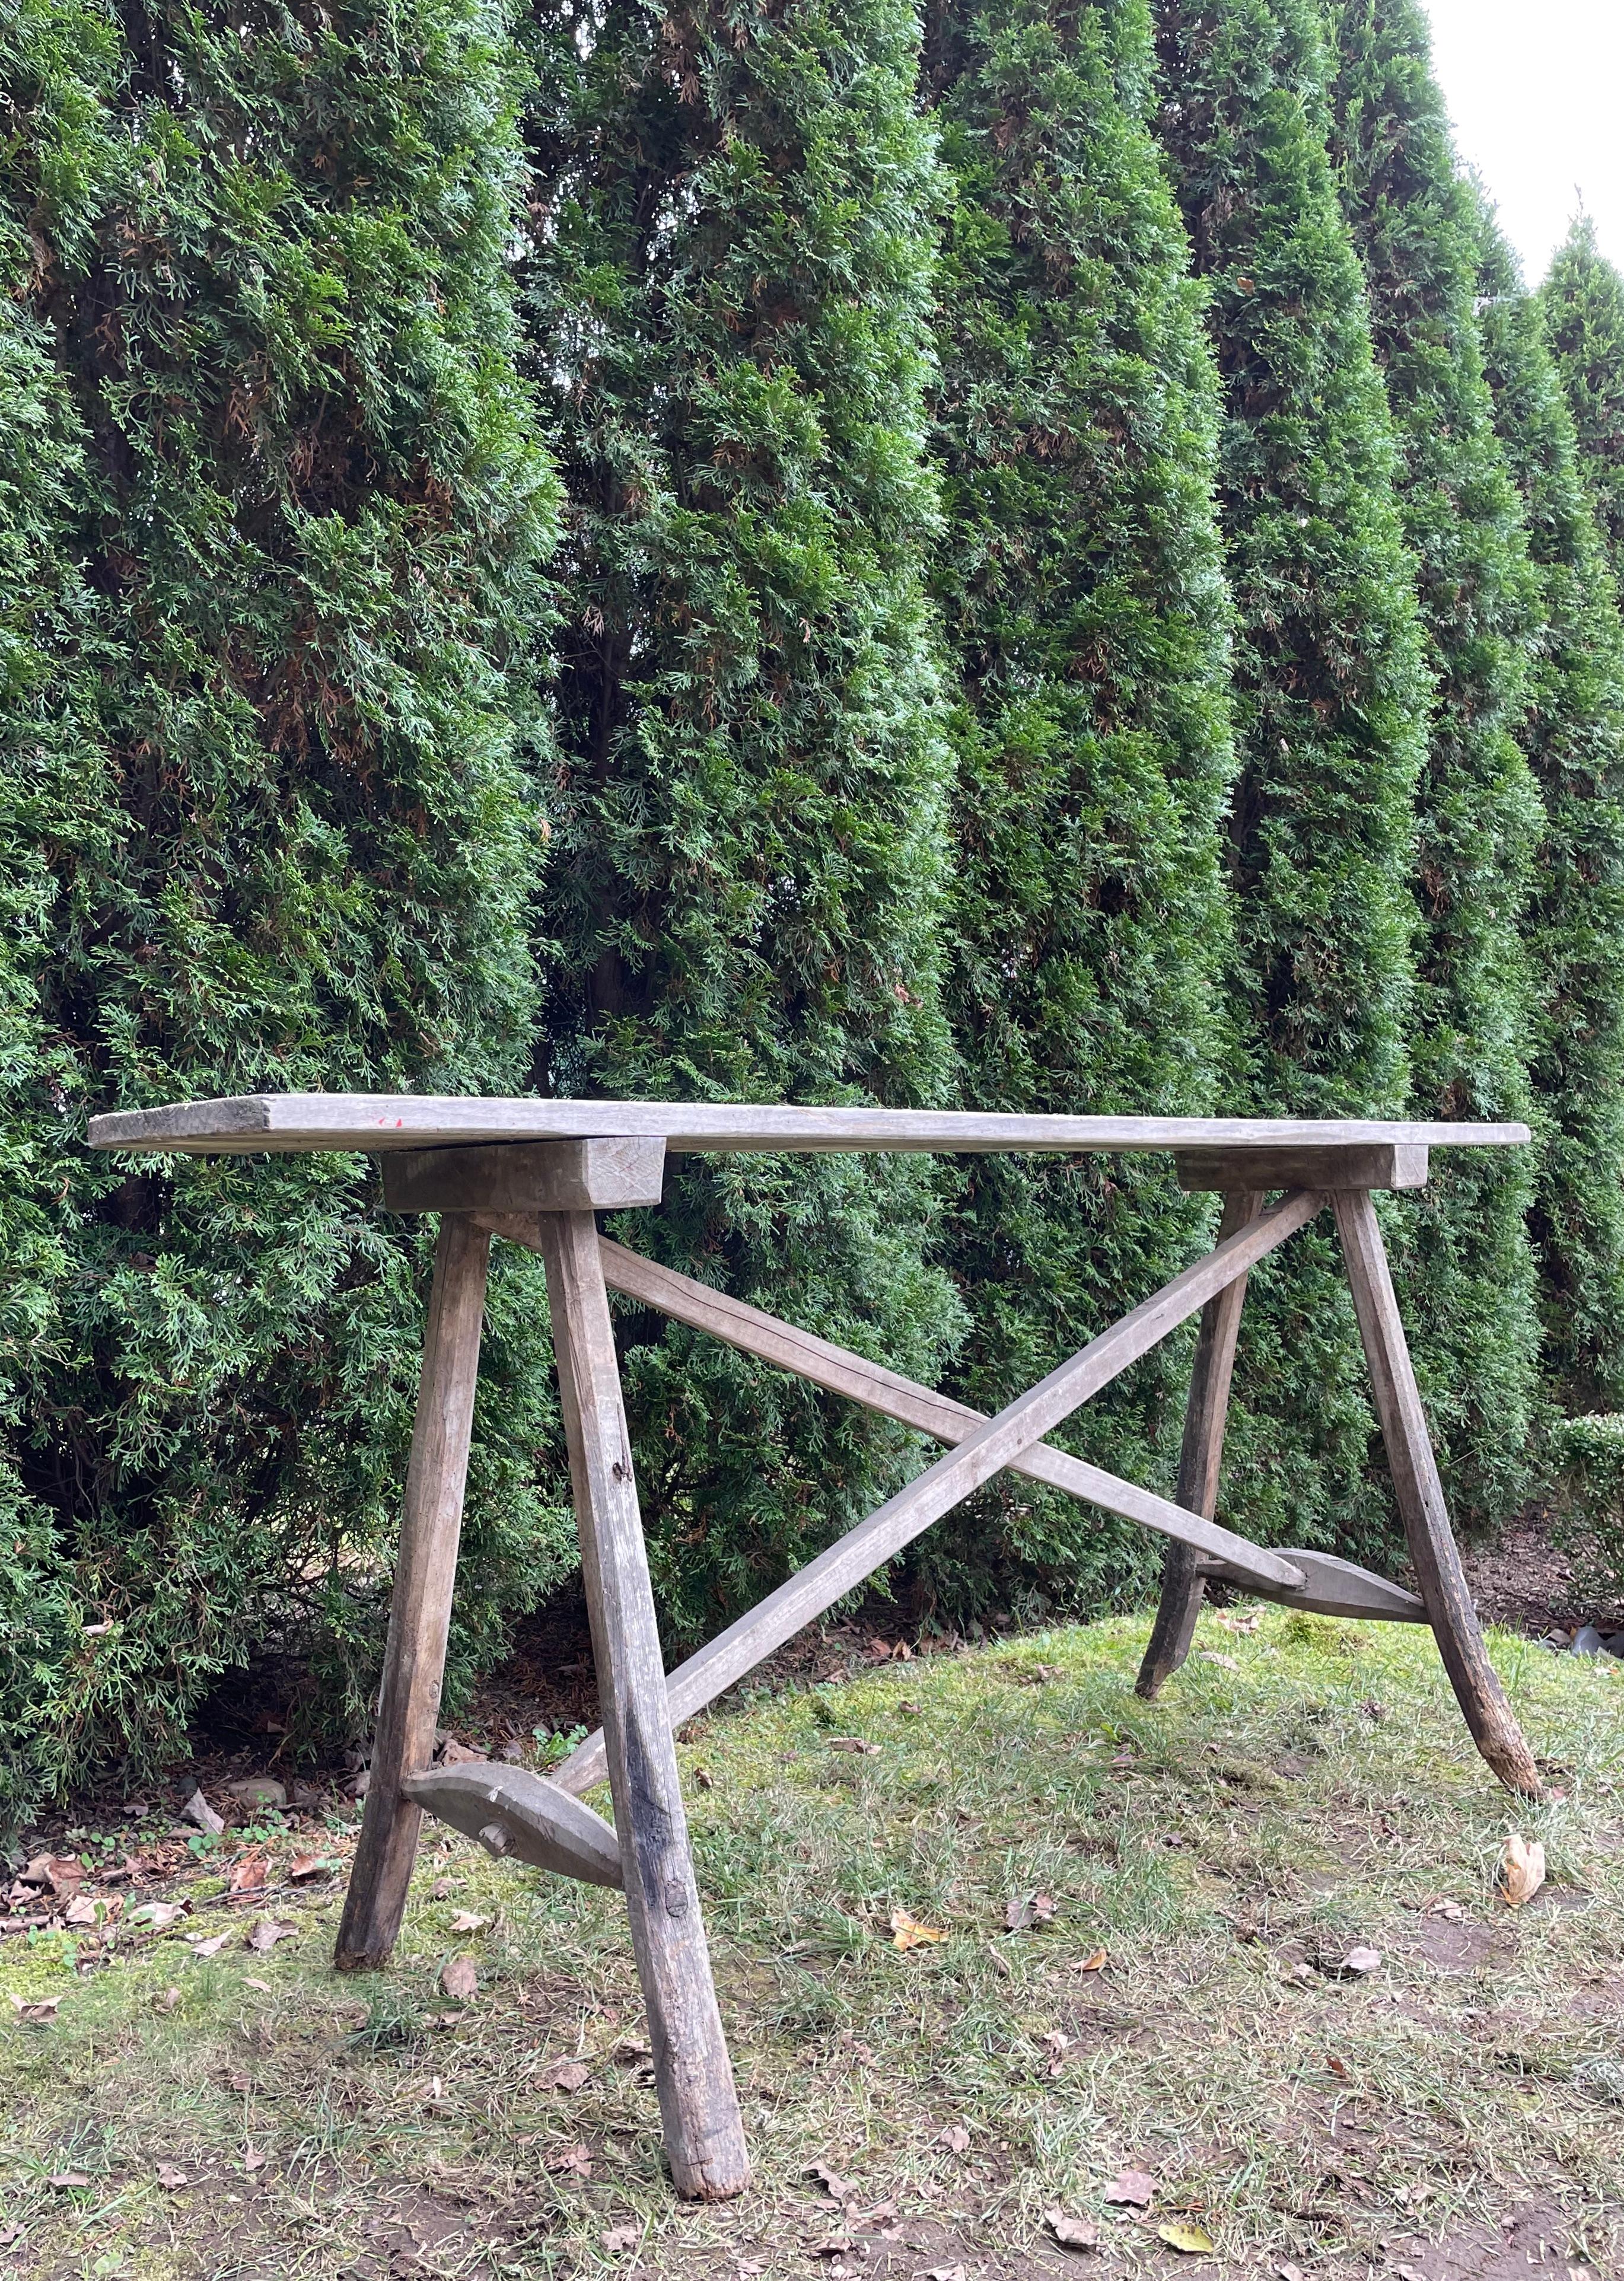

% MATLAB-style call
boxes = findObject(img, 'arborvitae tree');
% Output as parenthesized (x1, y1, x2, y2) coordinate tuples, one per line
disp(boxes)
(1322, 0, 1544, 1519)
(1540, 217, 1624, 584)
(919, 0, 1235, 1611)
(0, 0, 564, 1808)
(1151, 0, 1432, 1553)
(520, 0, 967, 1643)
(1476, 210, 1624, 1408)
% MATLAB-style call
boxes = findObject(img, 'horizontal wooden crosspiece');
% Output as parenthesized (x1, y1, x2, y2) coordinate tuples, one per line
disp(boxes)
(400, 1761, 623, 1887)
(382, 1138, 666, 1215)
(1175, 1142, 1429, 1193)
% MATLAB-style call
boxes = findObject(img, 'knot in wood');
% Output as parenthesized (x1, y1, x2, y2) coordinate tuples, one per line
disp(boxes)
(477, 1820, 512, 1858)
(664, 1877, 690, 1918)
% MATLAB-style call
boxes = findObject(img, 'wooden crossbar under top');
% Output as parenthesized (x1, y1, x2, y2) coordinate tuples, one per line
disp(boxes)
(88, 1092, 1530, 1158)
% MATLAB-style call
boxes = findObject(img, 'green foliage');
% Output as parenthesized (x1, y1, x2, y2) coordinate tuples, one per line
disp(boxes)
(0, 0, 568, 1813)
(1151, 0, 1431, 1553)
(1475, 210, 1624, 1411)
(919, 0, 1234, 1608)
(518, 0, 967, 1642)
(1541, 218, 1624, 584)
(1549, 1412, 1624, 1607)
(1322, 0, 1544, 1520)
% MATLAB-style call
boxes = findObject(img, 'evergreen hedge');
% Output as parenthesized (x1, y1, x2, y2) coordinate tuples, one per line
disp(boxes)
(919, 0, 1234, 1610)
(1323, 0, 1544, 1520)
(1540, 218, 1624, 586)
(1476, 209, 1624, 1410)
(1149, 0, 1431, 1557)
(0, 0, 565, 1811)
(518, 0, 967, 1645)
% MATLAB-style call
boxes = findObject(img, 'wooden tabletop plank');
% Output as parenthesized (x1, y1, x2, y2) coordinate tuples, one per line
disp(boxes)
(86, 1093, 1531, 1158)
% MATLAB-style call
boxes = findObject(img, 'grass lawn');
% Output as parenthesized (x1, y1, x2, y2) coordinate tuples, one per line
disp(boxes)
(1, 1605, 1620, 2280)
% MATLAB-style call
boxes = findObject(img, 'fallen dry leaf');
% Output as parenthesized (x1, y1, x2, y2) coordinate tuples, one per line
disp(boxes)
(546, 2142, 592, 2178)
(1045, 2206, 1099, 2249)
(439, 1738, 485, 1766)
(937, 2123, 970, 2154)
(1104, 2167, 1156, 2207)
(44, 1858, 83, 1897)
(228, 1852, 268, 1897)
(1004, 1891, 1056, 1931)
(1071, 1946, 1109, 1974)
(539, 2057, 591, 2094)
(1275, 2263, 1307, 2281)
(927, 2267, 968, 2281)
(154, 1986, 181, 2012)
(243, 1977, 272, 1994)
(286, 1854, 330, 1882)
(187, 1931, 234, 1958)
(9, 1993, 61, 2024)
(1420, 1894, 1464, 1921)
(1340, 1945, 1382, 1976)
(827, 1737, 882, 1756)
(181, 1788, 225, 1838)
(246, 1919, 296, 1952)
(1326, 2053, 1349, 2079)
(47, 2171, 91, 2189)
(243, 2147, 267, 2174)
(130, 1900, 189, 1930)
(156, 2164, 187, 2190)
(1159, 2221, 1215, 2254)
(805, 2159, 851, 2201)
(1215, 1610, 1260, 1634)
(1040, 2028, 1072, 2076)
(813, 2240, 854, 2261)
(1199, 1650, 1239, 1670)
(601, 2222, 641, 2253)
(63, 1895, 100, 1928)
(440, 1955, 479, 2003)
(890, 1907, 947, 1951)
(447, 1911, 489, 1935)
(1499, 1831, 1546, 1909)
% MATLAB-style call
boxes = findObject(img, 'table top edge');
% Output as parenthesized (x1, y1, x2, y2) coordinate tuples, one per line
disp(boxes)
(84, 1094, 1533, 1155)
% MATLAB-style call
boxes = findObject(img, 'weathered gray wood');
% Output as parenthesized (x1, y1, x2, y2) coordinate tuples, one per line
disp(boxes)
(401, 1761, 624, 1887)
(1214, 1548, 1426, 1623)
(1136, 1191, 1262, 1700)
(383, 1138, 665, 1215)
(516, 1226, 1304, 1595)
(87, 1092, 1532, 1159)
(1331, 1188, 1543, 1798)
(539, 1209, 749, 2200)
(1176, 1142, 1428, 1192)
(335, 1218, 491, 1970)
(551, 1188, 1325, 1797)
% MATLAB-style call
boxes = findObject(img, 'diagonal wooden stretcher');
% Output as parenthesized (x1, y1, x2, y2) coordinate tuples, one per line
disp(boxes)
(88, 1094, 1541, 2201)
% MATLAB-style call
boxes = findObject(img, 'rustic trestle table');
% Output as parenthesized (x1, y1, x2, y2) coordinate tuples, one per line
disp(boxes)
(88, 1095, 1542, 2199)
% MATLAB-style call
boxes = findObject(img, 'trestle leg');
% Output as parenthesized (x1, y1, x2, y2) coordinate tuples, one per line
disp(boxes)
(1331, 1190, 1542, 1797)
(538, 1210, 750, 2199)
(1136, 1191, 1262, 1697)
(336, 1216, 491, 1969)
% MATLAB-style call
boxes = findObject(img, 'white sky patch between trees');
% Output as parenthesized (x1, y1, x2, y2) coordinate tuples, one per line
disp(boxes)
(1422, 0, 1624, 285)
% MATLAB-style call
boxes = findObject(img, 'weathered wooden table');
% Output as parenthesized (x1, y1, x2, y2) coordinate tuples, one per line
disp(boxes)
(89, 1095, 1541, 2199)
